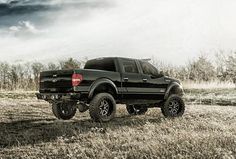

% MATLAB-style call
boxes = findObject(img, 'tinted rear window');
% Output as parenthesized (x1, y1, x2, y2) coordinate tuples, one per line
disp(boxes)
(121, 59, 139, 73)
(84, 58, 116, 72)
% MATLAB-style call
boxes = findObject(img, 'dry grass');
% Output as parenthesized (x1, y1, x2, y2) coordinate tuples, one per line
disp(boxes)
(0, 91, 36, 99)
(184, 88, 236, 106)
(0, 98, 236, 159)
(183, 81, 235, 89)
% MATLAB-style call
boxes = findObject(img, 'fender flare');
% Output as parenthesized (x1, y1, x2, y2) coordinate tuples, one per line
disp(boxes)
(164, 82, 184, 99)
(88, 78, 118, 99)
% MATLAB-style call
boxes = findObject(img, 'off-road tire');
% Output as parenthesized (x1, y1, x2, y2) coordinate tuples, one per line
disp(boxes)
(126, 104, 148, 115)
(52, 102, 77, 120)
(89, 93, 116, 122)
(161, 95, 185, 117)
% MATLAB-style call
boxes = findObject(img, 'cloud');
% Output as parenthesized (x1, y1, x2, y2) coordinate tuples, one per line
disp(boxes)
(0, 0, 10, 3)
(9, 20, 47, 36)
(0, 0, 113, 29)
(0, 0, 115, 62)
(0, 0, 53, 16)
(0, 0, 236, 65)
(0, 0, 112, 16)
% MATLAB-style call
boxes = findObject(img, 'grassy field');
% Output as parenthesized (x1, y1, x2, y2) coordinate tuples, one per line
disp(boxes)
(1, 88, 236, 106)
(185, 88, 236, 106)
(183, 81, 236, 105)
(0, 96, 236, 158)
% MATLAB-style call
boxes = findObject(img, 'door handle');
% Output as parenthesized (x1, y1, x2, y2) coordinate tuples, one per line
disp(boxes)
(143, 78, 147, 82)
(124, 77, 129, 81)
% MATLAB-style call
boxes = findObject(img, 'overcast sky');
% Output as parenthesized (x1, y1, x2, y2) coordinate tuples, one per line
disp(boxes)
(0, 0, 235, 65)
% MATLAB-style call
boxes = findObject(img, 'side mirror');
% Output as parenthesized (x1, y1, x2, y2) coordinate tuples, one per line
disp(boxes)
(150, 75, 157, 79)
(153, 71, 164, 78)
(150, 73, 163, 79)
(160, 71, 164, 76)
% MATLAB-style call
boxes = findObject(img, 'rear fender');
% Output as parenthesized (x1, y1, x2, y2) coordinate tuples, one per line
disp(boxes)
(88, 78, 118, 99)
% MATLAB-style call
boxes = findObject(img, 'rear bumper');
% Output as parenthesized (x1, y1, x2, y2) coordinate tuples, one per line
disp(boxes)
(36, 93, 81, 101)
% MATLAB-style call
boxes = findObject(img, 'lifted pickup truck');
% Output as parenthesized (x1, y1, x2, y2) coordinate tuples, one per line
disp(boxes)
(36, 57, 185, 122)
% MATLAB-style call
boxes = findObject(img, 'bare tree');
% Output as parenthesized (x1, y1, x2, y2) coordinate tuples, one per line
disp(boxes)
(226, 52, 236, 84)
(60, 58, 81, 70)
(0, 62, 10, 89)
(48, 62, 60, 70)
(215, 51, 236, 85)
(188, 55, 216, 81)
(31, 62, 45, 90)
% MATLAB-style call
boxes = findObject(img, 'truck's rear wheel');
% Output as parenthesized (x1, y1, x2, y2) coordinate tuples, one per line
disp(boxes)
(126, 104, 148, 115)
(89, 93, 116, 122)
(52, 102, 77, 120)
(161, 95, 185, 117)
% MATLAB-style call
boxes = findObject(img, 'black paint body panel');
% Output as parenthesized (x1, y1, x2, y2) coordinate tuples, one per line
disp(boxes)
(38, 57, 182, 104)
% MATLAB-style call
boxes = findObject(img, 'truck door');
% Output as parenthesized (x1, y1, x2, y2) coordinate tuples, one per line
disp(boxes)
(119, 58, 144, 99)
(139, 60, 168, 100)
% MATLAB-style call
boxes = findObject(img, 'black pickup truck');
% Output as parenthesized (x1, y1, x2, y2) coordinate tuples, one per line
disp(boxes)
(36, 57, 185, 122)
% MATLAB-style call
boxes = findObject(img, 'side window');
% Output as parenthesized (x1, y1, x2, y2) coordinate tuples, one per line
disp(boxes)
(122, 59, 138, 73)
(84, 58, 116, 72)
(140, 61, 159, 76)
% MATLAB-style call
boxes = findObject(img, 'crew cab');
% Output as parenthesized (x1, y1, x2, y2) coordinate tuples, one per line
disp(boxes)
(36, 57, 185, 122)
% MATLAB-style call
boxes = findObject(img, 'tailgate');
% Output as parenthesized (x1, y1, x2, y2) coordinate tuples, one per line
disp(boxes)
(39, 70, 74, 93)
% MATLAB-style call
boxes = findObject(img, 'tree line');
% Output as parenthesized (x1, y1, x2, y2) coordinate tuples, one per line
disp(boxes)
(151, 51, 236, 84)
(0, 52, 235, 91)
(0, 58, 82, 90)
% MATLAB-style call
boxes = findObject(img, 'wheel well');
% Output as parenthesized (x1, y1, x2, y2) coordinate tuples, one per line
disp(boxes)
(92, 83, 117, 99)
(168, 85, 183, 96)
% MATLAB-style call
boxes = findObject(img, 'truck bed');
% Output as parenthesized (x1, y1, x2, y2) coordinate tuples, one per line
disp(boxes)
(39, 69, 121, 93)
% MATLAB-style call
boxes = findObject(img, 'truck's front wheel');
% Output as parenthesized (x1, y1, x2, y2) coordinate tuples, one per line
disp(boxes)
(89, 93, 116, 122)
(161, 95, 185, 117)
(52, 102, 77, 120)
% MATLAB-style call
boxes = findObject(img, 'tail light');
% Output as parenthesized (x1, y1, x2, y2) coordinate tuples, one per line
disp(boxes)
(72, 73, 83, 87)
